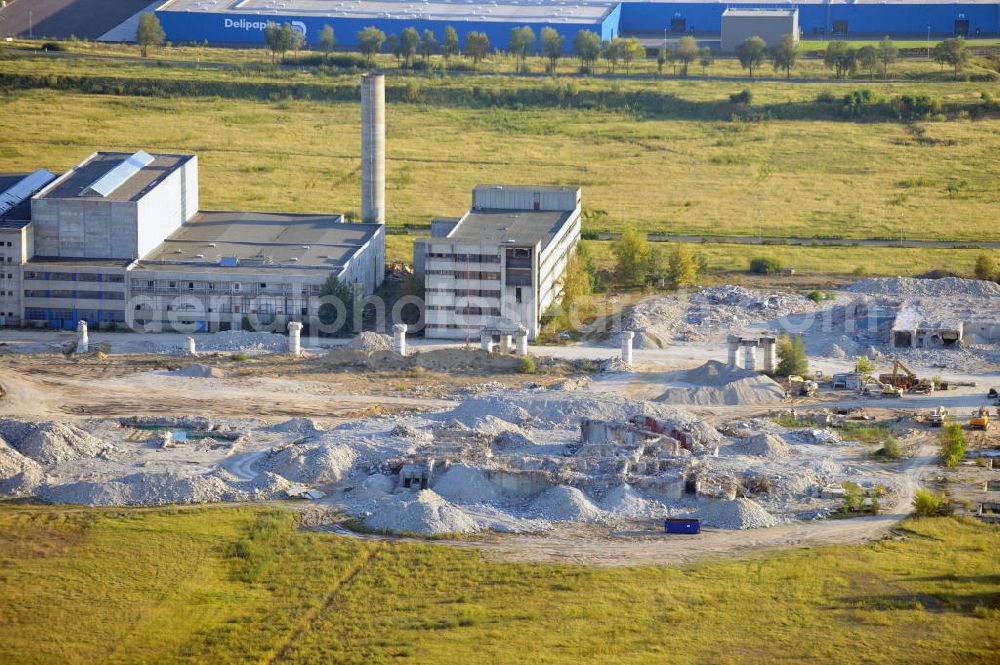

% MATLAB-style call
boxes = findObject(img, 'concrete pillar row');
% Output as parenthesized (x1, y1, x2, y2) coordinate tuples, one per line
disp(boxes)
(480, 332, 494, 353)
(186, 337, 197, 356)
(287, 321, 303, 356)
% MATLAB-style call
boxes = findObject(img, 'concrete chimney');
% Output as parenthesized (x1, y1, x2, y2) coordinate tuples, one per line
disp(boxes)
(361, 72, 385, 224)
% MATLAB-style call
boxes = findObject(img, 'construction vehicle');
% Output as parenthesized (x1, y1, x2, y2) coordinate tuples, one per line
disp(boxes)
(860, 377, 903, 398)
(880, 360, 922, 391)
(970, 406, 991, 431)
(787, 375, 819, 398)
(926, 406, 949, 427)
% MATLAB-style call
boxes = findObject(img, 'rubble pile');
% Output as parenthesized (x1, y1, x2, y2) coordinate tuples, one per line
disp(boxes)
(0, 419, 109, 464)
(698, 498, 779, 529)
(844, 276, 1000, 298)
(655, 361, 786, 406)
(615, 286, 816, 348)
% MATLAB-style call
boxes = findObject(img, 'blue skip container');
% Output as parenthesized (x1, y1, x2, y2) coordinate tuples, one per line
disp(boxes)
(664, 518, 701, 535)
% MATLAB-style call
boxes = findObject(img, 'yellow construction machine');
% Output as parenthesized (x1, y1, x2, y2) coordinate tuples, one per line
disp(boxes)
(970, 406, 991, 431)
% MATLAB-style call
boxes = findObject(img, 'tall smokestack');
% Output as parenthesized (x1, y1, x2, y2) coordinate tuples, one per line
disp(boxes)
(360, 72, 385, 224)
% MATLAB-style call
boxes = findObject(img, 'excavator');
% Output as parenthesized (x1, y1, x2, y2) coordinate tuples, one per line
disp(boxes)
(970, 406, 991, 431)
(859, 376, 903, 398)
(880, 360, 934, 394)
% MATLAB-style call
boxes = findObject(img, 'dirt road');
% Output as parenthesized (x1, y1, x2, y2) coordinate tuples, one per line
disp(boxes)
(0, 360, 453, 421)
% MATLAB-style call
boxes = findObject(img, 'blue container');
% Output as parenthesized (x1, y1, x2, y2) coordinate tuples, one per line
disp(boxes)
(664, 518, 700, 535)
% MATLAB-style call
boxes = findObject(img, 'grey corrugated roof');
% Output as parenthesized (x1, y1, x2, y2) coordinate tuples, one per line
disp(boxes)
(38, 152, 192, 203)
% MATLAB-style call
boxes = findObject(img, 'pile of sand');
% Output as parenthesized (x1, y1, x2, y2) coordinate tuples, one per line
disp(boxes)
(359, 489, 478, 535)
(601, 484, 666, 519)
(0, 437, 44, 497)
(655, 361, 785, 407)
(530, 485, 605, 522)
(0, 419, 108, 465)
(171, 363, 225, 379)
(742, 433, 792, 459)
(260, 441, 355, 484)
(266, 417, 324, 434)
(39, 470, 245, 506)
(698, 498, 778, 529)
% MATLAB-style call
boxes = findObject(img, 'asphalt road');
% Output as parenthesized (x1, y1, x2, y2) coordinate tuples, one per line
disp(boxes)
(0, 0, 150, 40)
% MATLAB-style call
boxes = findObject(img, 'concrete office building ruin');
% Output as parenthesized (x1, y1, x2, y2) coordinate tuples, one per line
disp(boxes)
(414, 185, 582, 340)
(0, 151, 384, 331)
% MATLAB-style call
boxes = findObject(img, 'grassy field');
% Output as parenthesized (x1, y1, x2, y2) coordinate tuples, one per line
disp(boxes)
(1, 85, 998, 243)
(0, 504, 997, 664)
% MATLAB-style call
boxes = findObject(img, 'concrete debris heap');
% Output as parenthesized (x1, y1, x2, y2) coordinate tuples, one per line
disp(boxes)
(0, 388, 897, 536)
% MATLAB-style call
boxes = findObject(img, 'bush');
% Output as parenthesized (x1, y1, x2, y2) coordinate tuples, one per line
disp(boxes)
(840, 88, 883, 119)
(517, 356, 537, 374)
(729, 88, 753, 105)
(230, 352, 248, 362)
(974, 253, 997, 281)
(939, 423, 966, 468)
(41, 42, 68, 52)
(912, 487, 946, 516)
(749, 256, 783, 275)
(580, 229, 601, 241)
(855, 355, 876, 376)
(873, 436, 902, 460)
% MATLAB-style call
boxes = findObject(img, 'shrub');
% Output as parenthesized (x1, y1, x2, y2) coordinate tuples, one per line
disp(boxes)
(749, 256, 782, 275)
(974, 253, 997, 281)
(939, 423, 966, 468)
(580, 229, 601, 241)
(729, 88, 753, 105)
(230, 352, 248, 362)
(875, 437, 902, 460)
(855, 355, 876, 376)
(912, 487, 946, 516)
(840, 88, 883, 119)
(41, 42, 68, 52)
(517, 356, 537, 374)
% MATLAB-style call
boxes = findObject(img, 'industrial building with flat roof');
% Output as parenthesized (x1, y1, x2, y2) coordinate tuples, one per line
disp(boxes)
(152, 0, 999, 49)
(1, 150, 385, 332)
(415, 184, 581, 340)
(720, 8, 798, 52)
(155, 0, 622, 49)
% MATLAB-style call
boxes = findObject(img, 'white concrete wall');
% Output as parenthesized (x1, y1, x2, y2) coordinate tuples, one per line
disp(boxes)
(135, 159, 193, 260)
(337, 224, 385, 296)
